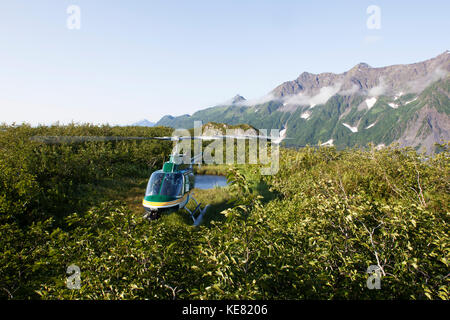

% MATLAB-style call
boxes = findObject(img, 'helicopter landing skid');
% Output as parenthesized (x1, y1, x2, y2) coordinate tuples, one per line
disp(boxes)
(184, 195, 210, 226)
(143, 209, 161, 221)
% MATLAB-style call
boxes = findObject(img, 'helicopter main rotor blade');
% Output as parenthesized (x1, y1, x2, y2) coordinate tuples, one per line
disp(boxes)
(30, 134, 290, 144)
(29, 136, 175, 144)
(195, 135, 291, 144)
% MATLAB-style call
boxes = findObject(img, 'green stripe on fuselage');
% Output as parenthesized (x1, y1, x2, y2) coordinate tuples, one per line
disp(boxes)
(144, 195, 177, 202)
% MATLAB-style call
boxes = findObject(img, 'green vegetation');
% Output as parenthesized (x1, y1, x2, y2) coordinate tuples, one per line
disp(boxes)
(0, 124, 448, 300)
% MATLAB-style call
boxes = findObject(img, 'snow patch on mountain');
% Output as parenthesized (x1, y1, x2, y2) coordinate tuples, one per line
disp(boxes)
(321, 139, 334, 146)
(405, 97, 418, 105)
(301, 112, 311, 120)
(343, 123, 358, 133)
(394, 92, 404, 100)
(365, 97, 377, 110)
(388, 103, 399, 109)
(270, 124, 288, 144)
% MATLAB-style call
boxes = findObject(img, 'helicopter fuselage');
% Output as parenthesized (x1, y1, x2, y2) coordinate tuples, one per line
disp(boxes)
(143, 192, 190, 211)
(142, 160, 195, 213)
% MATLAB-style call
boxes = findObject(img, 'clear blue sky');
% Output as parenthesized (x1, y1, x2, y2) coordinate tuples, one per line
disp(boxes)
(0, 0, 448, 125)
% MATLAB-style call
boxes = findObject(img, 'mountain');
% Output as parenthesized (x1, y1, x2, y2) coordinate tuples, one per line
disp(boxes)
(131, 119, 155, 127)
(156, 51, 450, 153)
(229, 94, 246, 104)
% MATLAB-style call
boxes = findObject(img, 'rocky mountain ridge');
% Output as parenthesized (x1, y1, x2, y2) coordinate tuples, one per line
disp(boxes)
(156, 52, 450, 153)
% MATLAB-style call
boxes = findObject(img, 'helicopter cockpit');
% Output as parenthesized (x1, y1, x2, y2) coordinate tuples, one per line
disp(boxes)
(145, 172, 184, 197)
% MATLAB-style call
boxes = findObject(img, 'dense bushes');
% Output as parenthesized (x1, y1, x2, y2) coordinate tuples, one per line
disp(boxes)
(0, 124, 172, 224)
(0, 124, 448, 299)
(261, 145, 449, 299)
(0, 124, 172, 298)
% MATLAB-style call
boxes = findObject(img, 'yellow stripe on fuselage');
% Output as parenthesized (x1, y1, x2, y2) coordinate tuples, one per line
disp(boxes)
(142, 194, 188, 208)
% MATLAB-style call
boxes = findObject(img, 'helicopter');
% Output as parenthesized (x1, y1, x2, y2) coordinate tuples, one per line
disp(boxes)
(142, 152, 202, 223)
(30, 129, 287, 225)
(138, 133, 284, 225)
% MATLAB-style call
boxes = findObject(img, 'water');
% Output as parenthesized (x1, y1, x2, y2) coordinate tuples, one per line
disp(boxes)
(194, 175, 228, 190)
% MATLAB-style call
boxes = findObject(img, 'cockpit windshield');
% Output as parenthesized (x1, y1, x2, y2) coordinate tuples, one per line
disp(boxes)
(146, 172, 183, 197)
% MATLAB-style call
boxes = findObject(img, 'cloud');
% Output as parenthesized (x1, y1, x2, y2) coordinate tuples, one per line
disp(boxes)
(339, 84, 360, 96)
(283, 83, 342, 107)
(368, 78, 387, 97)
(406, 67, 448, 93)
(236, 93, 279, 106)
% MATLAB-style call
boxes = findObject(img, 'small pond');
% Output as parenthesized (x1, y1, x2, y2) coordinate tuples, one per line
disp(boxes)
(194, 175, 228, 190)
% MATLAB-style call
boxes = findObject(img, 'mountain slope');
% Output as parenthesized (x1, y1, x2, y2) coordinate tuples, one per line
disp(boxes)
(156, 52, 450, 153)
(131, 119, 155, 127)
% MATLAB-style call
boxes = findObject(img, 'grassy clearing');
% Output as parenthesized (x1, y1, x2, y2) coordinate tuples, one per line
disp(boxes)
(86, 164, 239, 226)
(88, 164, 268, 228)
(67, 174, 150, 219)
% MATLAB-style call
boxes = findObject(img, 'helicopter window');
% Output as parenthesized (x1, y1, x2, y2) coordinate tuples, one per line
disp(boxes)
(146, 172, 183, 197)
(160, 173, 183, 197)
(146, 172, 165, 196)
